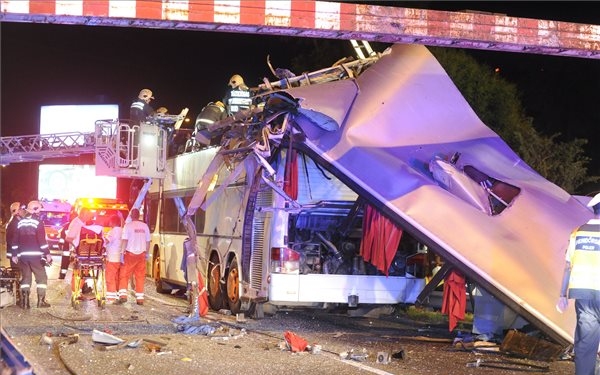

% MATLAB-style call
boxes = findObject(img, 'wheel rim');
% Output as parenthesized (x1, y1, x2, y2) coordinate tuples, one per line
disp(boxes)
(227, 266, 239, 304)
(153, 256, 160, 284)
(209, 261, 221, 297)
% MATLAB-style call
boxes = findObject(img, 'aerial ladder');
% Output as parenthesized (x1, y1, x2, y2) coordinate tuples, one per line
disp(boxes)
(0, 115, 182, 213)
(0, 48, 380, 319)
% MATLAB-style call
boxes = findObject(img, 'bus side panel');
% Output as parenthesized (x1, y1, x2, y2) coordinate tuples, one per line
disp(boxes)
(269, 274, 426, 304)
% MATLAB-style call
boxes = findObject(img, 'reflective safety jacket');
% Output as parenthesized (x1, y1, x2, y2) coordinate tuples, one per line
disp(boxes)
(11, 216, 50, 258)
(566, 218, 600, 299)
(224, 88, 252, 115)
(130, 98, 154, 125)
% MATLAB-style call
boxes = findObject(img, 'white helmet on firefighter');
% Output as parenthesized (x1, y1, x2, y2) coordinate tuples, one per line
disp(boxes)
(228, 74, 246, 89)
(10, 201, 22, 215)
(26, 200, 42, 215)
(138, 88, 154, 102)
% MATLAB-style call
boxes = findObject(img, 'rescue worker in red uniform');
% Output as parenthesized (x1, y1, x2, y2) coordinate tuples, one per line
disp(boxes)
(11, 201, 53, 308)
(117, 208, 150, 305)
(557, 192, 600, 375)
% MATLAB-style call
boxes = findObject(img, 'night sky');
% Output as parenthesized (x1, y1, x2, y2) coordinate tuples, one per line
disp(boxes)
(1, 2, 600, 216)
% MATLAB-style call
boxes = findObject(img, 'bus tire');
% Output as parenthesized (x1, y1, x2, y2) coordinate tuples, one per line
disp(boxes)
(153, 253, 168, 294)
(207, 253, 225, 310)
(226, 258, 241, 313)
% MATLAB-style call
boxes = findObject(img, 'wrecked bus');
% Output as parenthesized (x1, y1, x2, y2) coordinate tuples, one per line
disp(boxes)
(148, 43, 591, 346)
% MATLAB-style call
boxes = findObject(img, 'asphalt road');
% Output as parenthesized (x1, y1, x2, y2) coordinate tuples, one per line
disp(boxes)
(1, 258, 576, 375)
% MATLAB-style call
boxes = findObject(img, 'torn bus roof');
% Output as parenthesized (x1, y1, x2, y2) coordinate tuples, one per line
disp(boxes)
(282, 43, 591, 346)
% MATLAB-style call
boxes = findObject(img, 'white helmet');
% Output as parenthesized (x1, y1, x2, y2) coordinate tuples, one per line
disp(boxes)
(27, 200, 42, 215)
(138, 88, 154, 101)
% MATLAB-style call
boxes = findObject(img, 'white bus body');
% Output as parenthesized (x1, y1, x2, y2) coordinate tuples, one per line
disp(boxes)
(147, 146, 426, 312)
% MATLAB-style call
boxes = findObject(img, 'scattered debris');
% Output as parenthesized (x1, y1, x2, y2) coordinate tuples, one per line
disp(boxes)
(466, 358, 550, 372)
(284, 331, 308, 352)
(376, 352, 390, 364)
(210, 329, 247, 341)
(39, 332, 79, 346)
(178, 324, 217, 335)
(500, 330, 565, 362)
(339, 348, 369, 362)
(91, 329, 124, 345)
(391, 350, 405, 360)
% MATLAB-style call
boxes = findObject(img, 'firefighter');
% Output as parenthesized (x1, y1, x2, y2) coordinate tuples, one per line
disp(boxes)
(130, 88, 155, 125)
(11, 201, 53, 308)
(57, 211, 77, 280)
(194, 101, 227, 146)
(223, 74, 252, 116)
(5, 202, 26, 269)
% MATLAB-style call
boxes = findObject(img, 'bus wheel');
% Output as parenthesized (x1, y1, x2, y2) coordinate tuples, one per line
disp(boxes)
(226, 258, 241, 313)
(207, 253, 225, 310)
(154, 254, 167, 294)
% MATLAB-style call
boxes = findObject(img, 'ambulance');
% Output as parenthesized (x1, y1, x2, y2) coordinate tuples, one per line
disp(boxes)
(71, 198, 130, 235)
(38, 199, 73, 255)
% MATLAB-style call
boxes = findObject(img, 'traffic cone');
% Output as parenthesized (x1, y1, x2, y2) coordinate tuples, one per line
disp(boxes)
(197, 271, 209, 317)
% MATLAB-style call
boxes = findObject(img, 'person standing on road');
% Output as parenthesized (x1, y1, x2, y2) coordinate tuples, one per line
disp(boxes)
(104, 215, 123, 304)
(5, 202, 26, 269)
(11, 200, 53, 309)
(557, 192, 600, 375)
(117, 208, 150, 305)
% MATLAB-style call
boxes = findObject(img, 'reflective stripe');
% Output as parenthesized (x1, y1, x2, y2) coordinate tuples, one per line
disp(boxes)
(135, 293, 144, 299)
(20, 284, 31, 289)
(62, 251, 71, 256)
(60, 269, 68, 274)
(40, 244, 49, 249)
(197, 118, 214, 124)
(17, 251, 44, 257)
(37, 284, 47, 289)
(131, 102, 144, 110)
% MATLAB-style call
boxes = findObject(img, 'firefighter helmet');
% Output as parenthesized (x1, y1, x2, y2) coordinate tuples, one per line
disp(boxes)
(228, 75, 245, 89)
(138, 88, 154, 101)
(26, 200, 42, 215)
(9, 201, 21, 215)
(214, 101, 225, 109)
(156, 106, 168, 114)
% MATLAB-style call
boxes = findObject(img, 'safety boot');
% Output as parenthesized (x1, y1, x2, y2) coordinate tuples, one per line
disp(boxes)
(20, 291, 30, 309)
(37, 296, 51, 308)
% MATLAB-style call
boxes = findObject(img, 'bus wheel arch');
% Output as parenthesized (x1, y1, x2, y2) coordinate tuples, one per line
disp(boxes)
(207, 250, 225, 311)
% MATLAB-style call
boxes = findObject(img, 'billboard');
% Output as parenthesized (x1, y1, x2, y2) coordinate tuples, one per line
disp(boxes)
(38, 104, 119, 201)
(38, 164, 116, 202)
(40, 104, 118, 134)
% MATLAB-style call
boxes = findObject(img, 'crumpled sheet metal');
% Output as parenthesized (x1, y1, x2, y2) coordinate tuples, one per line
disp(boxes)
(284, 43, 592, 345)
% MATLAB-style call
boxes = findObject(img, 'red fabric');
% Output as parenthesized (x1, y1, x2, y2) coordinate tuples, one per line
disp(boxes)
(359, 204, 402, 275)
(441, 270, 466, 331)
(284, 331, 308, 352)
(197, 271, 209, 317)
(283, 148, 298, 200)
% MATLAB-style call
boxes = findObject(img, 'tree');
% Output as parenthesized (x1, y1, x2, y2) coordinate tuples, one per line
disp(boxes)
(288, 40, 597, 193)
(430, 47, 597, 193)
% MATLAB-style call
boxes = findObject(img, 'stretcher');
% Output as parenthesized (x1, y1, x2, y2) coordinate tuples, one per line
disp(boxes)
(71, 234, 106, 308)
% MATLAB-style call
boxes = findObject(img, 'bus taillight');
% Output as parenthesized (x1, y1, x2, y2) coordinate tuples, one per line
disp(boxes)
(270, 247, 300, 274)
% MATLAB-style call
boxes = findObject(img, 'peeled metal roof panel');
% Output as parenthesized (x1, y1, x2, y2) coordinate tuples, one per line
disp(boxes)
(287, 43, 592, 345)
